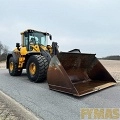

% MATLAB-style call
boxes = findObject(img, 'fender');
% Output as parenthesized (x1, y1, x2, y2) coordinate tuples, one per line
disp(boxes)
(6, 52, 20, 68)
(40, 48, 51, 63)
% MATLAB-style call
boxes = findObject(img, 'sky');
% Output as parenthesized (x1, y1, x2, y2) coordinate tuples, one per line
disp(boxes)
(0, 0, 120, 57)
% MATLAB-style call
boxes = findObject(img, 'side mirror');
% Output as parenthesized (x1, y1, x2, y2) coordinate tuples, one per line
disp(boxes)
(16, 43, 20, 51)
(49, 35, 52, 40)
(16, 43, 20, 48)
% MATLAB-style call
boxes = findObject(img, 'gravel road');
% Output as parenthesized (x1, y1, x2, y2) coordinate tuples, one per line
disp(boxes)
(0, 98, 19, 120)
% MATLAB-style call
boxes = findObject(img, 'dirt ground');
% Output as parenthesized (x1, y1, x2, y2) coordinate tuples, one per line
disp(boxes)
(100, 60, 120, 82)
(0, 61, 6, 68)
(0, 60, 120, 82)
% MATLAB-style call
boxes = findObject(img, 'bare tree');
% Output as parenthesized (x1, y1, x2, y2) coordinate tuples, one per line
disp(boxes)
(2, 45, 9, 54)
(0, 41, 9, 61)
(0, 41, 3, 55)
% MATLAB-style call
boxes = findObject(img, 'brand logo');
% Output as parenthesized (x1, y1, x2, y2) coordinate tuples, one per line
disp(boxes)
(80, 108, 120, 119)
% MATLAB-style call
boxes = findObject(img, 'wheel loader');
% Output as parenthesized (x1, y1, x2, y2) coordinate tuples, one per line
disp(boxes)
(6, 29, 116, 96)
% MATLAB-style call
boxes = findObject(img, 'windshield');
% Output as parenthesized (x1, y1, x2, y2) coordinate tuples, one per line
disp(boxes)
(29, 32, 48, 46)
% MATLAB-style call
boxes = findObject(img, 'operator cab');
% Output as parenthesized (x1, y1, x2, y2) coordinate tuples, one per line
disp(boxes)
(21, 29, 52, 51)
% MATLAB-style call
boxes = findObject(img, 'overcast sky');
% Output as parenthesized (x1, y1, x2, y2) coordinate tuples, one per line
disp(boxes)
(0, 0, 120, 57)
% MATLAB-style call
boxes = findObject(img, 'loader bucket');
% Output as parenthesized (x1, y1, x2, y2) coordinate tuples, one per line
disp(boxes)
(47, 52, 116, 96)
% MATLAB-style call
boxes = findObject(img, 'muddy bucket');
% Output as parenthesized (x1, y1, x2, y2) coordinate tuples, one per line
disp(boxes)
(47, 52, 116, 96)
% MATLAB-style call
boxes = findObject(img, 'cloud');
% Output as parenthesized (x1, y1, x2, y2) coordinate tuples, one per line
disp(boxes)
(0, 0, 120, 57)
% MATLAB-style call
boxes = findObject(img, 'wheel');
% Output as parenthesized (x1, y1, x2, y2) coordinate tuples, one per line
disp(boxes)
(9, 57, 22, 76)
(26, 55, 49, 82)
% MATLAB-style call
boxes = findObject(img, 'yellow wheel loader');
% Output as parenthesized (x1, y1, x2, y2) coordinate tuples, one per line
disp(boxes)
(6, 29, 116, 96)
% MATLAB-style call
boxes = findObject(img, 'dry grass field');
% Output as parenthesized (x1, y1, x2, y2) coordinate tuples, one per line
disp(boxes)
(0, 60, 120, 82)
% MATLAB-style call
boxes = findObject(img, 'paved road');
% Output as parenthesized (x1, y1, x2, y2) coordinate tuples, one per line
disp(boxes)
(0, 69, 120, 120)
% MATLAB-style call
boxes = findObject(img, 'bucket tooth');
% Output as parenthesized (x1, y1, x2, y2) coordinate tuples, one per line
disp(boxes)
(47, 52, 116, 96)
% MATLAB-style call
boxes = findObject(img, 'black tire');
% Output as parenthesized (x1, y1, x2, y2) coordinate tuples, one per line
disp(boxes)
(26, 55, 49, 82)
(9, 57, 22, 76)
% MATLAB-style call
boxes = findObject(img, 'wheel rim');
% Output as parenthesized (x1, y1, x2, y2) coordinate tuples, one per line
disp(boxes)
(29, 62, 36, 75)
(9, 62, 14, 71)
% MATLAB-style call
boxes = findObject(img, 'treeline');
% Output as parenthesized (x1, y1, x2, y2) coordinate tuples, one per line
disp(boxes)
(101, 55, 120, 60)
(0, 41, 9, 61)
